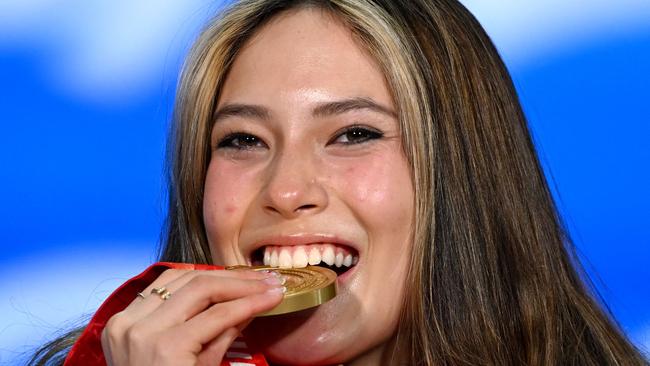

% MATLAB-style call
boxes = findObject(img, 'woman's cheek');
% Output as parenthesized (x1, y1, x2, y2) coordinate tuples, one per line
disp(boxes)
(339, 152, 409, 214)
(204, 161, 255, 241)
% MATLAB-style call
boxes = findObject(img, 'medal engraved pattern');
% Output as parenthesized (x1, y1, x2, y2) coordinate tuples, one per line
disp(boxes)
(226, 265, 338, 316)
(282, 267, 332, 294)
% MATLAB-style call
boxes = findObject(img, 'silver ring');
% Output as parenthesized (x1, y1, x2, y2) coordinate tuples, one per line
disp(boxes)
(136, 292, 146, 299)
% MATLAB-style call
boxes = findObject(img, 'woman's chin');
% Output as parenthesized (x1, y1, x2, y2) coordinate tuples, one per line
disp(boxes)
(243, 292, 360, 365)
(244, 315, 339, 365)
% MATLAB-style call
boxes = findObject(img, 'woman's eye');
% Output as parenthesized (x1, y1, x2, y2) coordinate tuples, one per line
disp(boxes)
(216, 132, 266, 150)
(330, 126, 384, 145)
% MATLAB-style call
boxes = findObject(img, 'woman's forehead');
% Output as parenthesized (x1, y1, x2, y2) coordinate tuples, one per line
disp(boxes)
(217, 8, 393, 112)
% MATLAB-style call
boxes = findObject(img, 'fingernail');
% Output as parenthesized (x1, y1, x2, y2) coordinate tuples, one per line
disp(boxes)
(262, 276, 283, 286)
(266, 286, 287, 294)
(260, 270, 283, 280)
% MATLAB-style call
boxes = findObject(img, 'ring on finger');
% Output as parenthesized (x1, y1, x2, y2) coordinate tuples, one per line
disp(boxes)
(136, 292, 146, 300)
(151, 286, 172, 301)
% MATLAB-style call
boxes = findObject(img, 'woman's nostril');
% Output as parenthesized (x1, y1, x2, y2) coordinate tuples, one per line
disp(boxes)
(263, 203, 321, 218)
(297, 204, 317, 211)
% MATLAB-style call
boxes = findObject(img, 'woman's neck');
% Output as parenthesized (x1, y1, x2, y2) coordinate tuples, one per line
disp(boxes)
(267, 334, 403, 366)
(347, 334, 403, 366)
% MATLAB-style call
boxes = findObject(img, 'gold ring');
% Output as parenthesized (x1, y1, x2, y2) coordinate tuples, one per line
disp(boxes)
(151, 287, 172, 300)
(160, 290, 172, 300)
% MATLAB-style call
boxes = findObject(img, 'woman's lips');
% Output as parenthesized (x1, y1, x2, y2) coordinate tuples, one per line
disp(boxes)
(247, 233, 360, 256)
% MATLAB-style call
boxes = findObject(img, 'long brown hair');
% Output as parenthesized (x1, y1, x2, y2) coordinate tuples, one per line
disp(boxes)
(29, 1, 648, 365)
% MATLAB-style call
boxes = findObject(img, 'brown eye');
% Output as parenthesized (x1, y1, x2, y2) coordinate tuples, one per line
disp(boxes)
(331, 126, 383, 145)
(217, 133, 267, 150)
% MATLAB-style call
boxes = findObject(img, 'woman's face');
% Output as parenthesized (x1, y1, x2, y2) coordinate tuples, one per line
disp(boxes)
(203, 9, 414, 364)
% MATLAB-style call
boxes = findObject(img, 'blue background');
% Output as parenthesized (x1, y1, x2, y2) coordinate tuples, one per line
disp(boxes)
(1, 0, 648, 363)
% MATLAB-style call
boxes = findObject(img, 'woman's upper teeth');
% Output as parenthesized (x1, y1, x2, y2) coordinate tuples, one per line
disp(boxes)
(262, 243, 359, 269)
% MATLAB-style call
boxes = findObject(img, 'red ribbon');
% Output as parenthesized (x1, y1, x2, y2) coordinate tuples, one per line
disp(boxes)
(64, 262, 268, 366)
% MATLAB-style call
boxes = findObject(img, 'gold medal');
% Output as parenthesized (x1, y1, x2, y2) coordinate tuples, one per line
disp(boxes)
(226, 265, 337, 316)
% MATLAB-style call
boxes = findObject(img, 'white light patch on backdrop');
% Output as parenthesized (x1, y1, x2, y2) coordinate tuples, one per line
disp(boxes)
(0, 0, 222, 105)
(1, 0, 649, 104)
(0, 243, 154, 364)
(460, 0, 650, 66)
(0, 0, 60, 34)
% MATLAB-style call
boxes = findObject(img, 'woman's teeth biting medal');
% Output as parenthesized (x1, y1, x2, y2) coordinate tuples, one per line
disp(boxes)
(226, 265, 338, 316)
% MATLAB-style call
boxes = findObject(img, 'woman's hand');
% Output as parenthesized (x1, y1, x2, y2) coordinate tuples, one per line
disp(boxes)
(100, 268, 285, 366)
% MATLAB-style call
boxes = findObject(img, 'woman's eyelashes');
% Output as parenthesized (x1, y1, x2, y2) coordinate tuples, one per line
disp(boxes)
(328, 125, 384, 145)
(214, 125, 384, 151)
(216, 132, 267, 150)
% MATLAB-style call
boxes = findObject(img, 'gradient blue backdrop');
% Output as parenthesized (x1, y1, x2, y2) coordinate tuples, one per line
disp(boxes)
(1, 0, 649, 363)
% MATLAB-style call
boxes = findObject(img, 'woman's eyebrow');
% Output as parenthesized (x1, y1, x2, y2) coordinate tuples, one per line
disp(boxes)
(312, 97, 397, 118)
(213, 104, 270, 123)
(213, 97, 396, 124)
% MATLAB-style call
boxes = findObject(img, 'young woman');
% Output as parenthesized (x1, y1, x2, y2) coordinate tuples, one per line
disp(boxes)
(30, 0, 648, 365)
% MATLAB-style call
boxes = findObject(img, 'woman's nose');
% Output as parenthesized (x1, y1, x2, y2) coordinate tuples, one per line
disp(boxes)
(260, 150, 328, 219)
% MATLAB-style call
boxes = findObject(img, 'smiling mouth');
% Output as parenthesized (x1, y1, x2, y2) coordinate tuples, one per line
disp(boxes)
(251, 243, 359, 276)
